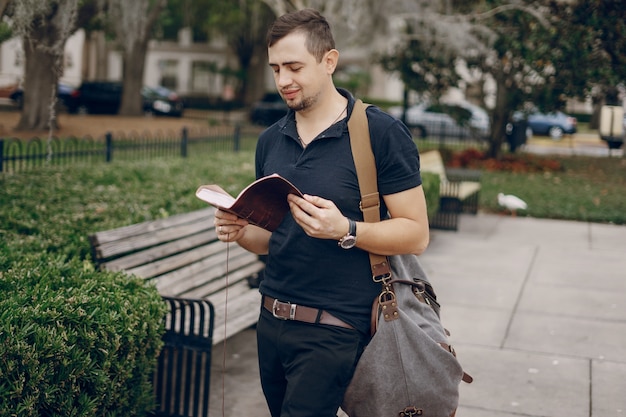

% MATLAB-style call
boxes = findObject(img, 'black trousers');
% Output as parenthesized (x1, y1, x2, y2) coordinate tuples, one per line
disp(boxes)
(256, 307, 368, 417)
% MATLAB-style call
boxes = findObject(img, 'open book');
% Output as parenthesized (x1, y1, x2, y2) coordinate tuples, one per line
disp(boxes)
(195, 173, 303, 232)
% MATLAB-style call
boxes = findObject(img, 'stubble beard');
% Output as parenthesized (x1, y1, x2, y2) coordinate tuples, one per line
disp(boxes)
(286, 91, 320, 113)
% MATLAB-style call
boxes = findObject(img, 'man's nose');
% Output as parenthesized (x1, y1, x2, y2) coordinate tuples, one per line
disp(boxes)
(276, 71, 292, 88)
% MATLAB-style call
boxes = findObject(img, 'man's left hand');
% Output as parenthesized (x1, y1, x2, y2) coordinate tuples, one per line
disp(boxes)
(288, 194, 349, 241)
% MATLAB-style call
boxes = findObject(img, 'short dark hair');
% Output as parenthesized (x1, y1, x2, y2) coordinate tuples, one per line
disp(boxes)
(266, 8, 335, 63)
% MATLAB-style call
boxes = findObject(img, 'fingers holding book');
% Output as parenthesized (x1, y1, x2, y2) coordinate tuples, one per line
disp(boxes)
(215, 209, 247, 242)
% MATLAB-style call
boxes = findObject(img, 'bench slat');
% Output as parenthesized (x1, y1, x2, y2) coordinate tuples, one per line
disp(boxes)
(124, 239, 229, 279)
(180, 260, 265, 300)
(90, 208, 215, 246)
(208, 278, 260, 310)
(210, 287, 262, 345)
(154, 250, 261, 297)
(457, 182, 482, 201)
(99, 230, 217, 272)
(93, 218, 215, 261)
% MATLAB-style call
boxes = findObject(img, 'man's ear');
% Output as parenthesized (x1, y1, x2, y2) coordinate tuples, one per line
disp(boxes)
(324, 49, 339, 75)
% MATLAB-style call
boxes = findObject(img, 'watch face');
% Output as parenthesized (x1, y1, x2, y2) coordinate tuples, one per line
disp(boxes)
(340, 235, 357, 249)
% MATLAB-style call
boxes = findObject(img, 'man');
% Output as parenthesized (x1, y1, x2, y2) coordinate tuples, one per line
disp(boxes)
(214, 8, 429, 417)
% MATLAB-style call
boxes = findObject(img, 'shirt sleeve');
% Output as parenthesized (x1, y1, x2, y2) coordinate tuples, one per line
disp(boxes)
(367, 107, 422, 196)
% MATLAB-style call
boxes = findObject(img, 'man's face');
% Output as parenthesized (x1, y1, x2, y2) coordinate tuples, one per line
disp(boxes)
(268, 32, 329, 112)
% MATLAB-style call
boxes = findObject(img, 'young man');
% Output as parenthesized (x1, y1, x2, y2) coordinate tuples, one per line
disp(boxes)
(214, 8, 429, 417)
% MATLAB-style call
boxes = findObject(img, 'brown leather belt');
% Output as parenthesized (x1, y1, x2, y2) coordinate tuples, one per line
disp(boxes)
(263, 296, 354, 330)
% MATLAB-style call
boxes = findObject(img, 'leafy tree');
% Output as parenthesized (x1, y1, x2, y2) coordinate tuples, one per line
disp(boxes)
(200, 0, 275, 105)
(379, 22, 461, 125)
(465, 0, 556, 157)
(0, 21, 10, 44)
(378, 1, 564, 158)
(0, 0, 10, 43)
(548, 0, 626, 127)
(156, 0, 210, 42)
(127, 0, 274, 107)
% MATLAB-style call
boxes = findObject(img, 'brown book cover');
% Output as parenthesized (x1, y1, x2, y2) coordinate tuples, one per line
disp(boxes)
(195, 173, 303, 232)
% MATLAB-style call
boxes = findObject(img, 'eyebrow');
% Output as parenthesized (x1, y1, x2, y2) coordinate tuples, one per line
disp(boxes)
(269, 60, 303, 67)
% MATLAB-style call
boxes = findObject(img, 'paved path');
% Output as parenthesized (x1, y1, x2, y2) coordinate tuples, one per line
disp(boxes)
(210, 213, 626, 416)
(524, 133, 623, 157)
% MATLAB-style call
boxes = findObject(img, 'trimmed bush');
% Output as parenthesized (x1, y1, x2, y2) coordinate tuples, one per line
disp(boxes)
(0, 256, 167, 417)
(421, 171, 441, 221)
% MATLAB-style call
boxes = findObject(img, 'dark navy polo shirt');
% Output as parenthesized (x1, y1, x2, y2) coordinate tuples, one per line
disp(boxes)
(255, 89, 422, 335)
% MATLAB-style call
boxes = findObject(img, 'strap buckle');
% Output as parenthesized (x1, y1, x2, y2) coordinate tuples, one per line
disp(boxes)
(372, 259, 392, 283)
(272, 299, 297, 320)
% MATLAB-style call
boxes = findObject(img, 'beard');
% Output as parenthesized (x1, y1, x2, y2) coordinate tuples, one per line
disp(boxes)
(285, 90, 320, 112)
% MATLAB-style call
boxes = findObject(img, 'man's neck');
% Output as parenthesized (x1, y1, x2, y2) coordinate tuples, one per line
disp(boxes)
(295, 89, 348, 145)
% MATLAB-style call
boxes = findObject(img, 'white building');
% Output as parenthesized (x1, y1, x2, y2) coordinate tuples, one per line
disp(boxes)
(0, 27, 404, 105)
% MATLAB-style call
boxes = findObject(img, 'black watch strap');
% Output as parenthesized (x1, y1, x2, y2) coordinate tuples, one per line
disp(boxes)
(339, 218, 357, 249)
(348, 218, 356, 237)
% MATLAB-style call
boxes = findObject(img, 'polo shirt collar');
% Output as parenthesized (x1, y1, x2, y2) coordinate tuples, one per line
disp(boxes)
(277, 88, 356, 141)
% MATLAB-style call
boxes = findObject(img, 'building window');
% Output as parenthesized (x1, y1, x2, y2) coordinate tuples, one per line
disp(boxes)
(159, 59, 178, 90)
(191, 61, 219, 94)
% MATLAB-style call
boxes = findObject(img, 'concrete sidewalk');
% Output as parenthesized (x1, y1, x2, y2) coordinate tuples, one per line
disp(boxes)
(524, 133, 623, 157)
(209, 214, 626, 417)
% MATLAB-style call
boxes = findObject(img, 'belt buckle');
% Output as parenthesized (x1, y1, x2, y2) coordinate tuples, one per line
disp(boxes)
(272, 299, 297, 320)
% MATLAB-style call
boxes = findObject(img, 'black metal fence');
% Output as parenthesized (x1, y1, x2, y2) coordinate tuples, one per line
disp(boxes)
(0, 124, 264, 173)
(1, 121, 493, 174)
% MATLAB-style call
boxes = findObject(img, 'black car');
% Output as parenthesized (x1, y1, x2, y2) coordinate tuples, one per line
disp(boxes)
(141, 86, 184, 117)
(67, 81, 184, 117)
(250, 92, 288, 125)
(68, 81, 122, 114)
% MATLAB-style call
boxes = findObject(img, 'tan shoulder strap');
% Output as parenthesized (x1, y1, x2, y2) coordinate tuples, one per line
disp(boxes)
(347, 99, 391, 281)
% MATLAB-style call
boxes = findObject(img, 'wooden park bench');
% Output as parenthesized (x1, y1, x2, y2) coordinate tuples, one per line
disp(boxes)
(420, 150, 482, 231)
(89, 207, 264, 417)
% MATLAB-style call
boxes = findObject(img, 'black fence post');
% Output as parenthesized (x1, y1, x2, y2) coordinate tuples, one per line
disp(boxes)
(0, 139, 4, 173)
(181, 127, 188, 158)
(233, 124, 241, 152)
(105, 132, 113, 162)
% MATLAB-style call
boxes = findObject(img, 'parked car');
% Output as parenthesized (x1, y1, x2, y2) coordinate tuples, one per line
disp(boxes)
(67, 81, 184, 117)
(250, 92, 288, 125)
(141, 86, 184, 117)
(68, 81, 122, 114)
(9, 83, 78, 111)
(513, 110, 577, 140)
(389, 101, 490, 140)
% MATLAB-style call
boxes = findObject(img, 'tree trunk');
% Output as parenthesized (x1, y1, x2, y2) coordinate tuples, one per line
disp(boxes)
(486, 74, 510, 159)
(116, 0, 166, 116)
(15, 26, 61, 131)
(118, 40, 149, 116)
(245, 53, 267, 105)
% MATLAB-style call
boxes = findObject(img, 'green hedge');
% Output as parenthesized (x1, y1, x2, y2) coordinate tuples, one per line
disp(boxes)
(0, 257, 167, 417)
(421, 171, 441, 222)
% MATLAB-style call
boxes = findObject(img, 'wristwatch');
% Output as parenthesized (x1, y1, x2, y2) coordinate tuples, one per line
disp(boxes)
(338, 218, 357, 249)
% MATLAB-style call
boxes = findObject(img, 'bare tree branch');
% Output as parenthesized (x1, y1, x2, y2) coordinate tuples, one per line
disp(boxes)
(470, 3, 550, 29)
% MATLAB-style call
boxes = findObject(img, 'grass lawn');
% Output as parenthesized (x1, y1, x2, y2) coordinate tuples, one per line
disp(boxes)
(479, 156, 626, 224)
(1, 150, 624, 270)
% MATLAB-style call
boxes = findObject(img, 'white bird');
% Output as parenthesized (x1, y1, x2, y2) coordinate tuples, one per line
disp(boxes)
(497, 193, 528, 216)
